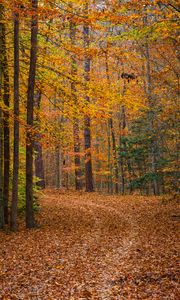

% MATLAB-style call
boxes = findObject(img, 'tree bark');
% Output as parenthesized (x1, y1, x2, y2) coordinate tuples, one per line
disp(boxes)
(11, 10, 20, 230)
(70, 19, 82, 190)
(55, 145, 60, 188)
(34, 91, 45, 189)
(119, 105, 133, 194)
(105, 52, 118, 193)
(26, 0, 38, 228)
(83, 6, 93, 192)
(1, 4, 10, 224)
(0, 8, 3, 228)
(144, 37, 159, 195)
(107, 123, 113, 194)
(0, 106, 3, 229)
(3, 57, 10, 225)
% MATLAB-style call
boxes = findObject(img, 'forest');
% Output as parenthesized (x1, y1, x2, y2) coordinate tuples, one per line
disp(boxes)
(0, 0, 179, 299)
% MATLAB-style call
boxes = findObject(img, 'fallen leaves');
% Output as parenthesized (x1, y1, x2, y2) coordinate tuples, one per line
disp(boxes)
(0, 190, 179, 299)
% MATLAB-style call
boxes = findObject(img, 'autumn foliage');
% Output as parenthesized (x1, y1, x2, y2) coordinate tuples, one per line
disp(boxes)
(0, 0, 179, 297)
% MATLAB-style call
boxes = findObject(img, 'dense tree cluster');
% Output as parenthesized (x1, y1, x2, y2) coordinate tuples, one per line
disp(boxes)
(0, 0, 179, 229)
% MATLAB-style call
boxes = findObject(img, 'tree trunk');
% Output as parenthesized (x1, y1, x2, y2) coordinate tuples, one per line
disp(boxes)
(70, 19, 82, 190)
(73, 122, 82, 190)
(3, 65, 10, 225)
(119, 105, 133, 194)
(55, 145, 60, 188)
(34, 137, 45, 189)
(26, 0, 38, 228)
(84, 116, 93, 192)
(34, 91, 45, 189)
(105, 52, 118, 193)
(11, 10, 20, 230)
(0, 10, 3, 228)
(107, 122, 113, 194)
(1, 4, 10, 224)
(144, 37, 159, 195)
(0, 107, 3, 229)
(83, 7, 93, 192)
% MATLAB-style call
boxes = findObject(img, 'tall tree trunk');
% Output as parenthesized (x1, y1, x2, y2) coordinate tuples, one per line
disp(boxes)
(0, 107, 3, 229)
(70, 19, 82, 190)
(119, 74, 133, 194)
(119, 105, 133, 194)
(1, 4, 10, 224)
(0, 9, 3, 228)
(109, 117, 118, 194)
(73, 121, 82, 190)
(107, 123, 113, 193)
(83, 6, 93, 192)
(142, 14, 159, 195)
(119, 105, 126, 194)
(105, 52, 118, 193)
(33, 16, 51, 191)
(11, 10, 20, 230)
(55, 103, 62, 189)
(34, 91, 45, 189)
(117, 65, 125, 195)
(26, 0, 38, 228)
(144, 38, 159, 196)
(3, 60, 10, 225)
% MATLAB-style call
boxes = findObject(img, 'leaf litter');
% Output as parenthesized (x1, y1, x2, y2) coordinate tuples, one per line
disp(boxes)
(0, 190, 179, 299)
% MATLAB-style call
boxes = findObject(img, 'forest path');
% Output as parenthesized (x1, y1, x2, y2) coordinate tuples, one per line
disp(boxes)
(0, 190, 179, 299)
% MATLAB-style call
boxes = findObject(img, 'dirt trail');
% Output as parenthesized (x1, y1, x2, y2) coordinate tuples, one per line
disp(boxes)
(0, 190, 179, 299)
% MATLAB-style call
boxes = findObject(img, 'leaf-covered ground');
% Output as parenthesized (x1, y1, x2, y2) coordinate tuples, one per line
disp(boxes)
(0, 190, 179, 299)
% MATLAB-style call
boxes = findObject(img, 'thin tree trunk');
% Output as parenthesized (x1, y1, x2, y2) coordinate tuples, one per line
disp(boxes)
(11, 10, 20, 230)
(26, 0, 38, 228)
(34, 91, 45, 189)
(34, 137, 45, 189)
(84, 115, 93, 192)
(105, 52, 118, 193)
(119, 105, 126, 194)
(3, 80, 10, 225)
(119, 73, 133, 194)
(119, 105, 133, 194)
(117, 65, 126, 195)
(1, 5, 10, 224)
(83, 6, 93, 192)
(55, 145, 60, 188)
(144, 38, 159, 195)
(107, 123, 113, 194)
(142, 14, 159, 195)
(70, 19, 82, 190)
(109, 118, 119, 194)
(73, 122, 82, 190)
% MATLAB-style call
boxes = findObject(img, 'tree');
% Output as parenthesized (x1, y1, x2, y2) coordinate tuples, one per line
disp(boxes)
(0, 3, 10, 224)
(105, 49, 119, 194)
(26, 0, 38, 228)
(70, 16, 83, 190)
(83, 3, 93, 192)
(0, 0, 179, 213)
(11, 6, 20, 230)
(34, 91, 45, 190)
(0, 4, 4, 228)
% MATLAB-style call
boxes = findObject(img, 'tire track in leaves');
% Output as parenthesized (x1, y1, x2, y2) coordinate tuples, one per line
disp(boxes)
(0, 191, 178, 299)
(42, 192, 140, 299)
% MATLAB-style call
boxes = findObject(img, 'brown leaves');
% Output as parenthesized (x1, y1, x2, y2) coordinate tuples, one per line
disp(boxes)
(0, 190, 179, 299)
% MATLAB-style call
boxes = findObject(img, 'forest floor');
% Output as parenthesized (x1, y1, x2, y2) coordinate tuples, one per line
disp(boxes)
(0, 190, 179, 300)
